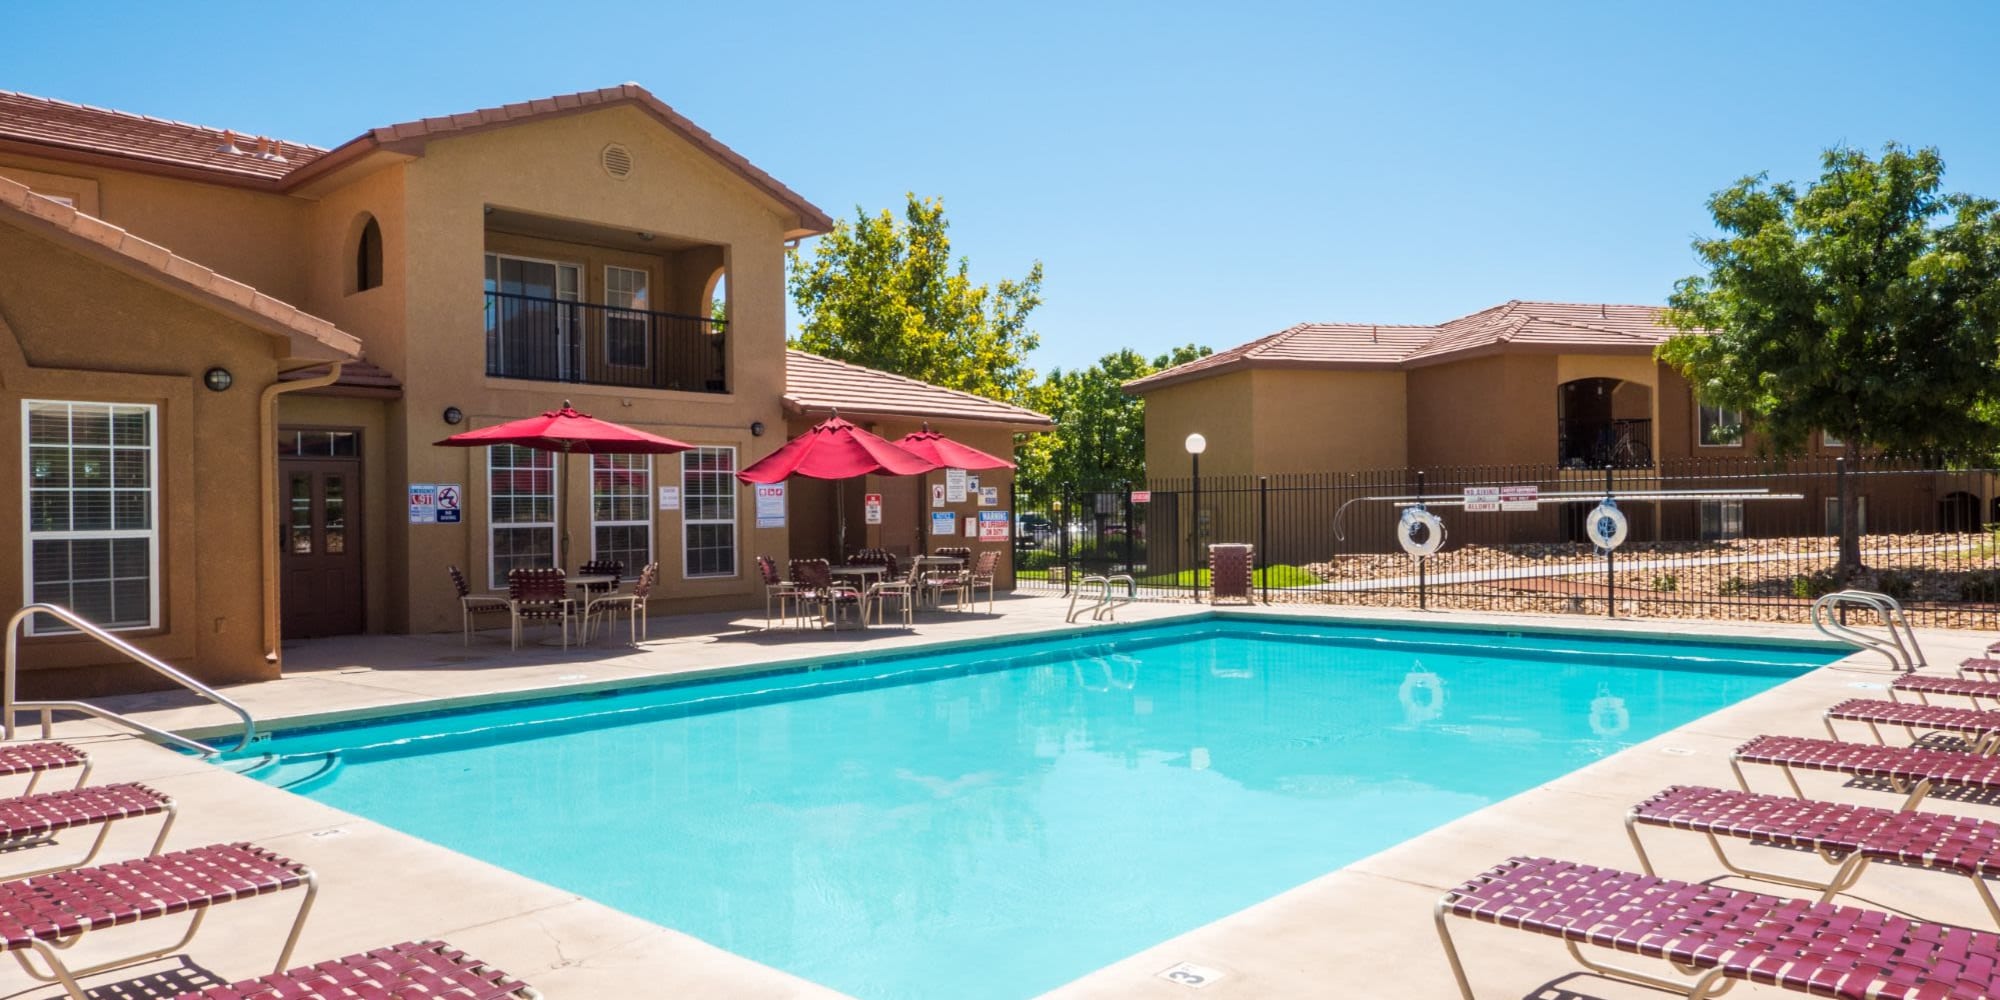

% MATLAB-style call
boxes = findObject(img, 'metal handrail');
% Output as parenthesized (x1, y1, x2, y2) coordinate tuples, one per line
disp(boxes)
(3, 603, 257, 757)
(1811, 590, 1925, 673)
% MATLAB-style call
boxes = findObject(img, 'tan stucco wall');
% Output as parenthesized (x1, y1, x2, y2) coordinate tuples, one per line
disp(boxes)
(0, 220, 291, 694)
(1141, 371, 1260, 480)
(1248, 369, 1407, 474)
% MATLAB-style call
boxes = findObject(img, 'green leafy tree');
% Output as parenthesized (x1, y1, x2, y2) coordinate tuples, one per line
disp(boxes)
(1659, 144, 2000, 455)
(788, 194, 1043, 402)
(1015, 344, 1211, 501)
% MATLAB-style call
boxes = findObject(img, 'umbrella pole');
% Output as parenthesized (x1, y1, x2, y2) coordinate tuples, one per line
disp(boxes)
(837, 478, 846, 560)
(560, 445, 572, 571)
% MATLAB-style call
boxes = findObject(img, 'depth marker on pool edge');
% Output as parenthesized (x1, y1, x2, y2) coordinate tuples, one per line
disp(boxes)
(1157, 962, 1224, 989)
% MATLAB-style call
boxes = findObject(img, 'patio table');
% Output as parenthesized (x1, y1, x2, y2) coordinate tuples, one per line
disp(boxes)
(569, 574, 618, 641)
(914, 556, 966, 609)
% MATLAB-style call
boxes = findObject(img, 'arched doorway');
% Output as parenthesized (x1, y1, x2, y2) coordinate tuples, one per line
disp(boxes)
(1939, 490, 1981, 532)
(1557, 378, 1652, 468)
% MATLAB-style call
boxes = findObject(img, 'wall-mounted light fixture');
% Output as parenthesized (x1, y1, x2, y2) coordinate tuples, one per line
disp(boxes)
(750, 421, 766, 437)
(637, 231, 655, 242)
(443, 406, 464, 425)
(202, 367, 234, 392)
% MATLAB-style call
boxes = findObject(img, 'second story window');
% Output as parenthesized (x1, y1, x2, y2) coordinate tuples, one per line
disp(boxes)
(355, 216, 384, 292)
(603, 266, 650, 369)
(1697, 401, 1744, 447)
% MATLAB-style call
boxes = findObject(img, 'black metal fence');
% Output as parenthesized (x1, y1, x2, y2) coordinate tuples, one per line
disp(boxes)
(485, 291, 727, 393)
(1014, 456, 2000, 628)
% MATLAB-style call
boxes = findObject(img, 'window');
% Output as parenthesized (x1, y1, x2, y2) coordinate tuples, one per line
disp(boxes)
(485, 254, 581, 381)
(24, 401, 157, 634)
(1824, 496, 1868, 536)
(1697, 401, 1744, 447)
(354, 216, 383, 292)
(488, 444, 556, 589)
(603, 266, 650, 368)
(1822, 430, 1844, 449)
(682, 447, 737, 578)
(277, 429, 359, 458)
(592, 453, 651, 574)
(1699, 499, 1744, 540)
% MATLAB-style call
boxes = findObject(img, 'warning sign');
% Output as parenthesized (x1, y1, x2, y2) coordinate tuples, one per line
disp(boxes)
(978, 510, 1009, 540)
(436, 483, 462, 524)
(1500, 485, 1540, 511)
(864, 492, 883, 524)
(1463, 486, 1499, 512)
(408, 484, 437, 524)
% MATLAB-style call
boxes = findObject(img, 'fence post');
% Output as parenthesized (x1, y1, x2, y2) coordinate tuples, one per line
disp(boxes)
(1259, 475, 1270, 605)
(1835, 456, 1860, 583)
(1604, 465, 1616, 619)
(1060, 483, 1073, 597)
(1009, 475, 1018, 591)
(1416, 469, 1427, 611)
(1122, 482, 1135, 579)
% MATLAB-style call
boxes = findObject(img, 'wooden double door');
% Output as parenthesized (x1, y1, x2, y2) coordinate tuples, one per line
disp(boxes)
(280, 452, 364, 638)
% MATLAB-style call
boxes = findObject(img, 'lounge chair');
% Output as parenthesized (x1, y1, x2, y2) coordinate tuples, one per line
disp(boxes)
(506, 567, 573, 650)
(448, 566, 510, 646)
(0, 782, 174, 879)
(1436, 855, 2000, 1000)
(1893, 673, 2000, 710)
(1627, 783, 2000, 926)
(175, 939, 541, 1000)
(1960, 656, 2000, 678)
(1822, 697, 2000, 753)
(583, 562, 657, 644)
(1732, 733, 2000, 809)
(2, 841, 316, 998)
(0, 741, 90, 794)
(1208, 543, 1254, 605)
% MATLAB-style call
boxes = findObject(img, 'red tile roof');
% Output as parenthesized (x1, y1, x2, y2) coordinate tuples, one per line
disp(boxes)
(784, 351, 1053, 429)
(278, 360, 403, 398)
(1125, 301, 1677, 393)
(0, 85, 830, 235)
(0, 178, 359, 363)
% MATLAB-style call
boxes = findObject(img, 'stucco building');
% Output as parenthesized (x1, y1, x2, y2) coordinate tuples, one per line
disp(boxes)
(0, 84, 1045, 694)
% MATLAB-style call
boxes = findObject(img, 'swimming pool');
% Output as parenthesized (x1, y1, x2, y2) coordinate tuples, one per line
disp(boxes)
(224, 616, 1843, 999)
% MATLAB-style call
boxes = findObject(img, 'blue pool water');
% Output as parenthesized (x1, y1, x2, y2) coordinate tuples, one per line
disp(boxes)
(225, 618, 1842, 999)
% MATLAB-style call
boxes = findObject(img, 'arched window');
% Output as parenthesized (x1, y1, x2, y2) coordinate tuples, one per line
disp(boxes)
(354, 215, 383, 292)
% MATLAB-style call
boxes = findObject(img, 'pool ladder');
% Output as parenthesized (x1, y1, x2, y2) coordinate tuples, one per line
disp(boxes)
(1811, 589, 1925, 673)
(1067, 574, 1136, 623)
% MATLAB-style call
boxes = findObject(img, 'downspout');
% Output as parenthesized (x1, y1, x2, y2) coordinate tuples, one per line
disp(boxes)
(259, 362, 346, 662)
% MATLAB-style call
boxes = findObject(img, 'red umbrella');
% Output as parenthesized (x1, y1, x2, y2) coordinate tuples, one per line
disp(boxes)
(436, 400, 694, 566)
(895, 423, 1016, 470)
(738, 415, 935, 558)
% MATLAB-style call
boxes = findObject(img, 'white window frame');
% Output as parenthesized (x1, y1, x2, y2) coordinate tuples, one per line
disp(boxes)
(485, 252, 582, 379)
(1699, 499, 1744, 540)
(602, 265, 651, 369)
(488, 444, 558, 590)
(681, 446, 738, 579)
(22, 400, 159, 635)
(1822, 430, 1845, 449)
(591, 452, 653, 571)
(1697, 401, 1745, 448)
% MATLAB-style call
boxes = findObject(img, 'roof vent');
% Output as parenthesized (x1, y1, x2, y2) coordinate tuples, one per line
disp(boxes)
(1599, 303, 1608, 319)
(256, 136, 287, 162)
(601, 143, 634, 179)
(216, 130, 243, 155)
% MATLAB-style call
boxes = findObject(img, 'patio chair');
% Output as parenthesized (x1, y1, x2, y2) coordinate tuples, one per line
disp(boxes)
(448, 565, 510, 646)
(176, 939, 542, 1000)
(1435, 855, 2000, 1000)
(0, 782, 175, 880)
(578, 559, 624, 599)
(0, 841, 316, 999)
(1893, 672, 2000, 709)
(790, 558, 861, 628)
(1731, 733, 2000, 810)
(924, 548, 973, 610)
(1627, 783, 2000, 926)
(1822, 697, 2000, 753)
(0, 742, 90, 794)
(758, 556, 804, 629)
(866, 558, 925, 629)
(584, 562, 657, 645)
(1208, 543, 1253, 605)
(966, 550, 1000, 612)
(506, 567, 574, 650)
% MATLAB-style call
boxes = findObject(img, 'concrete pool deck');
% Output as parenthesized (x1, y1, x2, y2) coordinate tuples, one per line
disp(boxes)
(0, 596, 1989, 999)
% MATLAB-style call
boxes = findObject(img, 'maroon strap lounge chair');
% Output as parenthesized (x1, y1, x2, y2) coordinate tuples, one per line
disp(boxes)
(1823, 697, 2000, 753)
(0, 841, 317, 997)
(1436, 855, 2000, 1000)
(1895, 673, 2000, 709)
(0, 742, 91, 793)
(0, 782, 175, 879)
(1628, 783, 2000, 927)
(1960, 656, 2000, 679)
(1732, 733, 2000, 810)
(174, 939, 541, 1000)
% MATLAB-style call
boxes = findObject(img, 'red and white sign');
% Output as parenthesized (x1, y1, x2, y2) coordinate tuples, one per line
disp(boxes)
(864, 492, 883, 525)
(1463, 487, 1499, 512)
(1500, 485, 1540, 511)
(1130, 490, 1152, 503)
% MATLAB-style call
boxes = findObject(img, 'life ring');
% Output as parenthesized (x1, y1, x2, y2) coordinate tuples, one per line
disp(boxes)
(1585, 500, 1629, 551)
(1399, 669, 1446, 724)
(1397, 506, 1446, 558)
(1589, 684, 1629, 738)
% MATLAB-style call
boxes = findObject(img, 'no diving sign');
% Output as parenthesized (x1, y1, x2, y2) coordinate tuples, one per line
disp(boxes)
(436, 483, 462, 523)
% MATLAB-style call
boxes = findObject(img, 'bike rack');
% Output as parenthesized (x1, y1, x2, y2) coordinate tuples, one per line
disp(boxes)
(3, 603, 258, 757)
(1811, 589, 1925, 673)
(1066, 574, 1137, 623)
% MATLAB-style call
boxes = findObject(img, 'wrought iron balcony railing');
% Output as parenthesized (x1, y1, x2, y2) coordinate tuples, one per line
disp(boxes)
(1557, 417, 1653, 469)
(484, 291, 727, 393)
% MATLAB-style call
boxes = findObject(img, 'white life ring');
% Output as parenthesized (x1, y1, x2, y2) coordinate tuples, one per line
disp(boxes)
(1589, 684, 1629, 737)
(1399, 670, 1446, 724)
(1397, 506, 1446, 558)
(1585, 500, 1629, 551)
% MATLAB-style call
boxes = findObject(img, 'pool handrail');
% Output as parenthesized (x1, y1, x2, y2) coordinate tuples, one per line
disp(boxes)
(3, 602, 256, 757)
(1811, 590, 1923, 673)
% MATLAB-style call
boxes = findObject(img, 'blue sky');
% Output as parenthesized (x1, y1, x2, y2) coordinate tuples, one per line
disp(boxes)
(10, 1, 2000, 373)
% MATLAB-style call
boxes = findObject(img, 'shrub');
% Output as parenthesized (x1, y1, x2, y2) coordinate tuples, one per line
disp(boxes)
(1718, 576, 1747, 597)
(1959, 570, 2000, 602)
(1017, 548, 1056, 571)
(1790, 569, 1841, 600)
(1651, 573, 1678, 593)
(1872, 570, 1916, 602)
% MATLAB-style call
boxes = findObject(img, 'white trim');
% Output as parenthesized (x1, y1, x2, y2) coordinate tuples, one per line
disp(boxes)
(1822, 430, 1845, 449)
(1696, 401, 1745, 448)
(485, 252, 582, 380)
(21, 400, 160, 635)
(602, 264, 651, 370)
(487, 443, 559, 590)
(590, 452, 653, 570)
(681, 446, 739, 579)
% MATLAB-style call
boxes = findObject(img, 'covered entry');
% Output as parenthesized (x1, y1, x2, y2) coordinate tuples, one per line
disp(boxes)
(1558, 377, 1653, 469)
(279, 428, 365, 637)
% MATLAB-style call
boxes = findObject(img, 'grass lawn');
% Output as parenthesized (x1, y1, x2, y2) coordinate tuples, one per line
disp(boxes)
(1136, 565, 1322, 588)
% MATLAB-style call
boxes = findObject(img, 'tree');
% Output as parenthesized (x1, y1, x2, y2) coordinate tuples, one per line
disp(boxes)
(1015, 344, 1211, 501)
(788, 194, 1043, 403)
(1659, 144, 2000, 456)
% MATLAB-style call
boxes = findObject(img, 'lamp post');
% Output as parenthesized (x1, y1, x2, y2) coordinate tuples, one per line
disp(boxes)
(1185, 432, 1206, 589)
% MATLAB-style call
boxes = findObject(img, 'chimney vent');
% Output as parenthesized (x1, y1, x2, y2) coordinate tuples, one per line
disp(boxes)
(216, 130, 242, 155)
(257, 137, 287, 162)
(1599, 303, 1607, 319)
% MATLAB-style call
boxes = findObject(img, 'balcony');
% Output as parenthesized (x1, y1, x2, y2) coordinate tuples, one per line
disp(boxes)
(1558, 417, 1652, 469)
(484, 291, 727, 394)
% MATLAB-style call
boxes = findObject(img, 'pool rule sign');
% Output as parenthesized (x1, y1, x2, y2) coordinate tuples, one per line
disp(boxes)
(864, 492, 883, 525)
